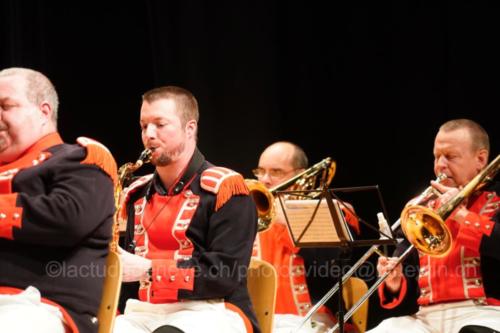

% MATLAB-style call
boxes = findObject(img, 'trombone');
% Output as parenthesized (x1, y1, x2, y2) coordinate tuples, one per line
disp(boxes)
(297, 154, 500, 333)
(246, 157, 336, 231)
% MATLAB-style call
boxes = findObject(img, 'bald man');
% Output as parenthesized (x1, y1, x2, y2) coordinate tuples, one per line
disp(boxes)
(252, 142, 359, 333)
(254, 142, 308, 189)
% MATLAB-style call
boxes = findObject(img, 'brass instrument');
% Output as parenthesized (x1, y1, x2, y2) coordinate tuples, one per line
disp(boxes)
(295, 173, 447, 332)
(401, 153, 500, 257)
(97, 148, 152, 333)
(116, 149, 153, 198)
(246, 157, 336, 232)
(314, 154, 500, 333)
(115, 149, 152, 234)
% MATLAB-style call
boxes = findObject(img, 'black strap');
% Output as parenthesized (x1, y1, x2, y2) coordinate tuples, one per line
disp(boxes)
(171, 147, 205, 195)
(147, 147, 206, 198)
(124, 148, 205, 251)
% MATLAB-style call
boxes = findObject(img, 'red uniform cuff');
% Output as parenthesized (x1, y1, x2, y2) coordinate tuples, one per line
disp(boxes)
(378, 276, 408, 309)
(0, 194, 23, 240)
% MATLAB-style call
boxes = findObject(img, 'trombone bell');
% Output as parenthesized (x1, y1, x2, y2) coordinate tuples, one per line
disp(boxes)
(401, 205, 452, 257)
(245, 179, 275, 232)
(246, 157, 335, 232)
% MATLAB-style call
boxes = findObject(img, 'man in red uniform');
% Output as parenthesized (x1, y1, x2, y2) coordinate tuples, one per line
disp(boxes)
(0, 67, 117, 333)
(253, 141, 359, 333)
(369, 119, 500, 333)
(115, 86, 259, 333)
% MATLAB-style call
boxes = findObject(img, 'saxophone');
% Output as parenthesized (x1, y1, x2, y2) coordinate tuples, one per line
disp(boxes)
(112, 149, 152, 250)
(98, 148, 152, 333)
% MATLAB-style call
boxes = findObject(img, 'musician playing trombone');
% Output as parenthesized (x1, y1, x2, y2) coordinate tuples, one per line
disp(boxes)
(253, 141, 360, 333)
(368, 119, 500, 333)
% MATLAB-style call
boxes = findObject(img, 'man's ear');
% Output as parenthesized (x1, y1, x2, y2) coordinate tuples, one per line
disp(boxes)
(476, 148, 488, 170)
(39, 101, 53, 123)
(185, 120, 197, 139)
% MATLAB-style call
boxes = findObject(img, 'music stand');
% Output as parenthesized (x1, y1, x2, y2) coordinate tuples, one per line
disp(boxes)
(276, 188, 394, 333)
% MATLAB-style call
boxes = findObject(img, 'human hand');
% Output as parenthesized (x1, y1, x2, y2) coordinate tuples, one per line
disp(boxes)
(430, 180, 460, 204)
(377, 256, 403, 293)
(431, 181, 469, 222)
(118, 246, 152, 282)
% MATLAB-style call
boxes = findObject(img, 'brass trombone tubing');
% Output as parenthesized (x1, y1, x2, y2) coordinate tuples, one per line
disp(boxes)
(326, 245, 414, 333)
(269, 157, 334, 193)
(294, 174, 446, 332)
(302, 154, 499, 332)
(294, 218, 402, 332)
(249, 157, 335, 231)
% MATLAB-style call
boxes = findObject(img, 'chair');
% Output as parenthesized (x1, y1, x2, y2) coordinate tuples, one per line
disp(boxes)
(97, 251, 123, 333)
(247, 258, 277, 333)
(342, 277, 369, 333)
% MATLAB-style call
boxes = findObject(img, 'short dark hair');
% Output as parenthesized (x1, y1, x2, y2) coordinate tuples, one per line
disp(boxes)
(142, 86, 199, 126)
(439, 119, 490, 154)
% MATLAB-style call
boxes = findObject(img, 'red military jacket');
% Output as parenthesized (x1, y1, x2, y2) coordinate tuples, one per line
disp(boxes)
(379, 182, 500, 310)
(256, 204, 360, 317)
(119, 148, 260, 333)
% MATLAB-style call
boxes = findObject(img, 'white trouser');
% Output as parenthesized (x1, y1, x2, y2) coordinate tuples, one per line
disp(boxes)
(273, 313, 335, 333)
(0, 286, 66, 333)
(113, 299, 247, 333)
(367, 300, 500, 333)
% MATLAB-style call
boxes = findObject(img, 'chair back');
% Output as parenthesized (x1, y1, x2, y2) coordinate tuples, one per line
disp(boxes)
(342, 277, 369, 333)
(247, 258, 277, 333)
(97, 251, 122, 333)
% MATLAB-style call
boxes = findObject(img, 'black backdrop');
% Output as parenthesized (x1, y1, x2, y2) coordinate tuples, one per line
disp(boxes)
(2, 0, 499, 328)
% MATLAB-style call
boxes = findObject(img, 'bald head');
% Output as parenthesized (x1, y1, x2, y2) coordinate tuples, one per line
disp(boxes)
(256, 141, 308, 188)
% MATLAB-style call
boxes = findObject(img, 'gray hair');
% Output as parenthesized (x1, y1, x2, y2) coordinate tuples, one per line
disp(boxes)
(439, 119, 489, 154)
(0, 67, 59, 124)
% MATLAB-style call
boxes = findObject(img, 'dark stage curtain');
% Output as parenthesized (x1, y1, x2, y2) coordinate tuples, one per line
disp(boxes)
(2, 0, 499, 328)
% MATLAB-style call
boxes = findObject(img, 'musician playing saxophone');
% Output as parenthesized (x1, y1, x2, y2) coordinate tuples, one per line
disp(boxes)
(369, 119, 500, 333)
(114, 86, 259, 333)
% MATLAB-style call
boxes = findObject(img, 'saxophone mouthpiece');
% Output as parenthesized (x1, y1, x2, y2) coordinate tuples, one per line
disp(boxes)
(138, 149, 153, 164)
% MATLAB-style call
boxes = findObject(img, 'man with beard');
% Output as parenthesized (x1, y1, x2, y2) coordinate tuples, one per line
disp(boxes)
(114, 86, 259, 333)
(0, 67, 116, 333)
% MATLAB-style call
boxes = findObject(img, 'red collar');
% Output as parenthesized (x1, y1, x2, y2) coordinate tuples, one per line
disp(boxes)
(0, 133, 63, 173)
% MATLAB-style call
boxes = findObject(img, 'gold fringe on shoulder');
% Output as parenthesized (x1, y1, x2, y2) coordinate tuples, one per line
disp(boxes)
(77, 137, 118, 185)
(215, 173, 249, 211)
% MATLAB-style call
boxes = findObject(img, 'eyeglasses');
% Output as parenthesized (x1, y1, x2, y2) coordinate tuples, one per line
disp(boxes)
(252, 167, 297, 179)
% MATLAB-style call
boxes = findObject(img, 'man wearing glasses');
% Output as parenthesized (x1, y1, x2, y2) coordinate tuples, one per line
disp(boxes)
(252, 141, 305, 189)
(252, 141, 359, 333)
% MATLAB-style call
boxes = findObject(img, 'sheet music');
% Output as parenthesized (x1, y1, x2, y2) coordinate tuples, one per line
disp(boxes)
(283, 198, 352, 245)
